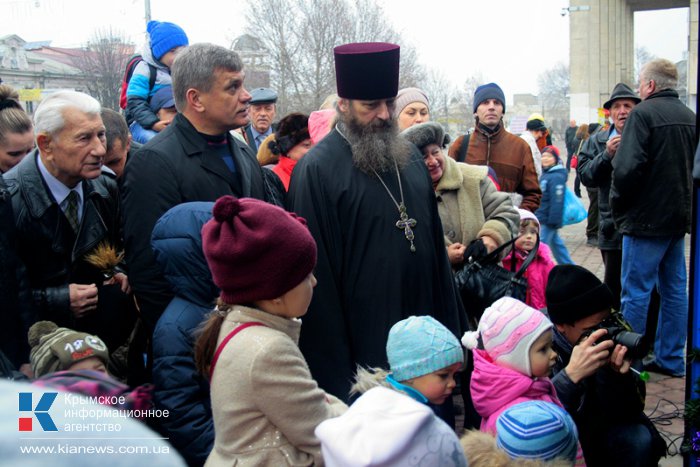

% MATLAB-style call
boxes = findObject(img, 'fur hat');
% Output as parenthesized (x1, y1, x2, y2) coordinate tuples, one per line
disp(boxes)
(392, 87, 430, 119)
(334, 42, 400, 100)
(400, 121, 451, 150)
(496, 401, 579, 462)
(473, 82, 506, 113)
(387, 316, 464, 382)
(270, 113, 310, 156)
(603, 82, 641, 110)
(546, 265, 614, 325)
(202, 195, 317, 304)
(147, 20, 189, 60)
(316, 386, 466, 466)
(29, 321, 109, 378)
(462, 297, 552, 376)
(526, 117, 547, 132)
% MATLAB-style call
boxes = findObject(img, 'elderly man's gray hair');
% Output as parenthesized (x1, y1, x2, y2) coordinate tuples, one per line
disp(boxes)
(171, 43, 244, 111)
(33, 91, 101, 136)
(641, 58, 679, 91)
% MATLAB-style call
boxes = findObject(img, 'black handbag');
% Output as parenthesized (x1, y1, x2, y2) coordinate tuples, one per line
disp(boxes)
(454, 235, 539, 329)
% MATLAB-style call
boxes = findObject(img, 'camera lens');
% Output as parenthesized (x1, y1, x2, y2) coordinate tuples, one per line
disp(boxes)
(614, 331, 646, 358)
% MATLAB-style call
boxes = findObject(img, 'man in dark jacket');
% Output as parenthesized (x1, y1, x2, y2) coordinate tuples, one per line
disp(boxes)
(121, 43, 270, 332)
(578, 83, 640, 309)
(546, 265, 665, 466)
(610, 58, 695, 377)
(3, 91, 134, 353)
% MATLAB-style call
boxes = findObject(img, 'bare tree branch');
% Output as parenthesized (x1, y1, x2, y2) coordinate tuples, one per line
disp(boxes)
(73, 28, 134, 111)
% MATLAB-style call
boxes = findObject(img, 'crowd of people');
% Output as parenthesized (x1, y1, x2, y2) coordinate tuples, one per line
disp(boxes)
(0, 17, 696, 467)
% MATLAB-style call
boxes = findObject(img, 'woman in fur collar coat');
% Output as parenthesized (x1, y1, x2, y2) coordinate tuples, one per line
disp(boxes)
(402, 122, 518, 267)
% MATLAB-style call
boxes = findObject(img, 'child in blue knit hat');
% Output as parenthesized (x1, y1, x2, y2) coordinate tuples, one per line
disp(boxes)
(126, 20, 189, 143)
(316, 315, 467, 466)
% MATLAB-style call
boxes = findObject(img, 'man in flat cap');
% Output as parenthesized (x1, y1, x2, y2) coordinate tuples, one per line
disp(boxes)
(577, 82, 640, 309)
(242, 87, 278, 152)
(448, 83, 541, 212)
(288, 42, 465, 405)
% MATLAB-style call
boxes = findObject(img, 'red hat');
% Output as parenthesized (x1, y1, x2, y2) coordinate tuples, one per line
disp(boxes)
(334, 42, 400, 100)
(541, 145, 561, 164)
(202, 196, 317, 304)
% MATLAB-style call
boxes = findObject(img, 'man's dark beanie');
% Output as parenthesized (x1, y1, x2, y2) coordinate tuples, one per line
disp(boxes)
(546, 265, 614, 324)
(473, 82, 506, 113)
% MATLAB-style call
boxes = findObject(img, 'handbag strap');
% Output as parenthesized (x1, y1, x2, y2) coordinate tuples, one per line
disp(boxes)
(470, 233, 539, 279)
(209, 321, 265, 380)
(513, 235, 540, 279)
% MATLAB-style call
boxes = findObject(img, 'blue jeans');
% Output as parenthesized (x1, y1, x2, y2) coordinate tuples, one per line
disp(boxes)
(129, 122, 158, 144)
(540, 224, 574, 264)
(621, 235, 687, 375)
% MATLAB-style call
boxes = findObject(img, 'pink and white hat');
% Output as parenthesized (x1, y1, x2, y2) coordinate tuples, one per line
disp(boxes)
(462, 297, 552, 376)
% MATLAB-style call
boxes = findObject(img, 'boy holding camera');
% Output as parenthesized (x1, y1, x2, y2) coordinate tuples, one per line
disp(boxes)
(545, 264, 665, 466)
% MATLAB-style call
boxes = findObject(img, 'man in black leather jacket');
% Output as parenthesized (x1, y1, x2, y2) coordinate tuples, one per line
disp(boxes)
(610, 58, 695, 377)
(3, 91, 134, 353)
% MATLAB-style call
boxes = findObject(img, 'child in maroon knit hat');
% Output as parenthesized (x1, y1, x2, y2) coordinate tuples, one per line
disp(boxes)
(194, 195, 346, 466)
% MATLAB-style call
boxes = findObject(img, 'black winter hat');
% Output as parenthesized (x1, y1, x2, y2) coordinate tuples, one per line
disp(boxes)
(603, 83, 641, 110)
(545, 265, 614, 325)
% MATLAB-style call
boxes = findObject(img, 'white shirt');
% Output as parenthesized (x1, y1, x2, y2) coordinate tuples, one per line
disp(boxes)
(37, 153, 84, 224)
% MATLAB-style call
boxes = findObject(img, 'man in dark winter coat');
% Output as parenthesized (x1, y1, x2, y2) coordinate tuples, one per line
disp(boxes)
(288, 42, 465, 403)
(578, 83, 640, 309)
(122, 43, 271, 332)
(610, 58, 695, 377)
(151, 202, 217, 466)
(3, 91, 134, 353)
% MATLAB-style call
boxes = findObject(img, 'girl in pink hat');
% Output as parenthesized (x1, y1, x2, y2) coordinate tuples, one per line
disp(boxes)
(462, 296, 585, 464)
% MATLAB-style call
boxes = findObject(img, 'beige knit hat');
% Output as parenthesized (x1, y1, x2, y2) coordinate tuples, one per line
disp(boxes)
(28, 321, 109, 377)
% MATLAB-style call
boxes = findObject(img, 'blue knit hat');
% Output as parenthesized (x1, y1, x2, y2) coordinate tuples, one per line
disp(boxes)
(496, 401, 578, 461)
(386, 316, 464, 381)
(473, 82, 506, 113)
(147, 20, 189, 60)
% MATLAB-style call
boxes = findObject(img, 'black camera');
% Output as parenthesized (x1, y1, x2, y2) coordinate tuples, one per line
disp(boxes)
(580, 314, 647, 359)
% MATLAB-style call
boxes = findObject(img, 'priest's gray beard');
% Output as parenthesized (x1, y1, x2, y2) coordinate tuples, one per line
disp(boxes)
(339, 112, 412, 175)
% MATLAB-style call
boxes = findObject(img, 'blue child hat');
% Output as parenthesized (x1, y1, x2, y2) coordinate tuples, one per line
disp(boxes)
(147, 20, 189, 60)
(496, 400, 578, 461)
(386, 316, 464, 382)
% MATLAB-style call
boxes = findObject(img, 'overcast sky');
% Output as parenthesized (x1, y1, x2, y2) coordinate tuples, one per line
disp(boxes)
(3, 0, 690, 101)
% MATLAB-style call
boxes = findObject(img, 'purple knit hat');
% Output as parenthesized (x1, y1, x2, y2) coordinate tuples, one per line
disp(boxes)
(202, 196, 317, 304)
(462, 297, 552, 376)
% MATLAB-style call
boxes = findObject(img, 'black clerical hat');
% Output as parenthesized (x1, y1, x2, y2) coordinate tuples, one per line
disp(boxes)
(334, 42, 400, 100)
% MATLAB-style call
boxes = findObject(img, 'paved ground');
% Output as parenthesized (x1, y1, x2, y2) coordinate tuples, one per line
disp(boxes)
(562, 184, 686, 466)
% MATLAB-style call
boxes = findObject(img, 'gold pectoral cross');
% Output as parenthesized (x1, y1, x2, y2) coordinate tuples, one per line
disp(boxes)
(396, 203, 417, 253)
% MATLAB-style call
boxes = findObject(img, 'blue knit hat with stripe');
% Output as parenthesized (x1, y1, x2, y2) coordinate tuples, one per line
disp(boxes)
(496, 401, 578, 461)
(387, 316, 464, 381)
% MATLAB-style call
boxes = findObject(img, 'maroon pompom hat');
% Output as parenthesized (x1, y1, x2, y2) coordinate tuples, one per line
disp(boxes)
(202, 196, 317, 304)
(334, 42, 400, 100)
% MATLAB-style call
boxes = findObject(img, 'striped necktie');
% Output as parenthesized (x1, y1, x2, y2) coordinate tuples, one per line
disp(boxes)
(63, 190, 79, 232)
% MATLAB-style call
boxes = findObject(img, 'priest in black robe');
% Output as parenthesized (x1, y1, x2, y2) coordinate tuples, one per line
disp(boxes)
(287, 42, 467, 401)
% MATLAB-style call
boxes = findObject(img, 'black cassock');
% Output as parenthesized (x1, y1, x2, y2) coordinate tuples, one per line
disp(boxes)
(288, 129, 466, 400)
